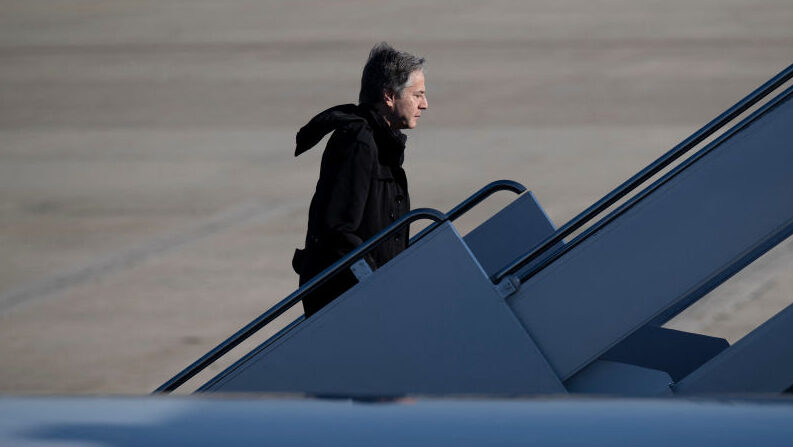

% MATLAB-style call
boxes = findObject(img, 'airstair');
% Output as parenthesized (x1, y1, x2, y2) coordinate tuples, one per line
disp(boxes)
(157, 63, 793, 397)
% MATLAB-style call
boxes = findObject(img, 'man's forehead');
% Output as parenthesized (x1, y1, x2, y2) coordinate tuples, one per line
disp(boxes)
(407, 70, 425, 89)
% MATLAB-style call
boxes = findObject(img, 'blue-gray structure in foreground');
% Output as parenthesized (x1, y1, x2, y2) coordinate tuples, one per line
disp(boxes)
(159, 64, 793, 398)
(5, 397, 793, 447)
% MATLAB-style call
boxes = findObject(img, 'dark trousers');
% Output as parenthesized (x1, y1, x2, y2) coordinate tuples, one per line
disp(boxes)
(299, 268, 357, 317)
(294, 248, 358, 317)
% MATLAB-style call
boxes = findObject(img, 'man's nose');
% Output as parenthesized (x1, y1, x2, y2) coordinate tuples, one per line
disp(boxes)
(420, 96, 428, 110)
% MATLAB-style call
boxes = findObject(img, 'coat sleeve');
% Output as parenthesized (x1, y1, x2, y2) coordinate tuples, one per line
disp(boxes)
(320, 128, 376, 260)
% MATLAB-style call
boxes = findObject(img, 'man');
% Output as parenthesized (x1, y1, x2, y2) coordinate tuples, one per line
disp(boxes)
(292, 42, 428, 317)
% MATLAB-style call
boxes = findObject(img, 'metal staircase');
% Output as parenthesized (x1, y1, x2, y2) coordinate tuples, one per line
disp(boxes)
(157, 63, 793, 397)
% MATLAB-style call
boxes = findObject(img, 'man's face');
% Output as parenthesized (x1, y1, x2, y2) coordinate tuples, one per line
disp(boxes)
(385, 70, 428, 130)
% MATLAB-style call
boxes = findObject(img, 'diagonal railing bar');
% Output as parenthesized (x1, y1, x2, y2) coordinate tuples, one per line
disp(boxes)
(514, 83, 793, 285)
(162, 180, 527, 393)
(157, 179, 528, 393)
(492, 63, 793, 285)
(409, 180, 526, 244)
(155, 208, 445, 393)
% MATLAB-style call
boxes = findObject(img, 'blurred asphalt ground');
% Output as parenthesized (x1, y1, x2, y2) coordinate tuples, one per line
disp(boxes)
(1, 0, 793, 393)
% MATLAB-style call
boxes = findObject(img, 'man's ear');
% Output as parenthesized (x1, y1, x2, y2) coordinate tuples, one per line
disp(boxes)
(383, 89, 396, 109)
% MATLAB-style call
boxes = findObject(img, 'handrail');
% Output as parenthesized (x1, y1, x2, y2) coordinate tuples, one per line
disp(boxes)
(446, 180, 526, 221)
(154, 208, 445, 393)
(409, 180, 526, 244)
(513, 82, 793, 286)
(156, 179, 527, 393)
(195, 314, 307, 392)
(492, 62, 793, 285)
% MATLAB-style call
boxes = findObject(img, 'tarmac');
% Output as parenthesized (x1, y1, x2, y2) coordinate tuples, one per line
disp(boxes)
(1, 0, 793, 394)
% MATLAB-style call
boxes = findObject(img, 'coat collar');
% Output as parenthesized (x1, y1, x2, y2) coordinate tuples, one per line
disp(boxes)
(360, 104, 407, 167)
(295, 104, 406, 167)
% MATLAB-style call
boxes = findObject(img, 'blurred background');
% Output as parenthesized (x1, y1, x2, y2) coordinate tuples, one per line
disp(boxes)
(1, 0, 792, 394)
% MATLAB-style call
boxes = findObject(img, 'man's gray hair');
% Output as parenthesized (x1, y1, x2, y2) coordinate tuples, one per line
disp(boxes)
(359, 42, 425, 105)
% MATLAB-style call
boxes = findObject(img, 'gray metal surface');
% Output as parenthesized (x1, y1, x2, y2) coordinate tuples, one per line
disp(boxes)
(600, 326, 728, 382)
(205, 223, 564, 395)
(155, 208, 446, 393)
(508, 87, 793, 381)
(674, 302, 793, 395)
(463, 191, 558, 277)
(564, 361, 673, 396)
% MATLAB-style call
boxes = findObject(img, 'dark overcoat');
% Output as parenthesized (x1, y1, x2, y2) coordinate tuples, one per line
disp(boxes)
(292, 104, 410, 316)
